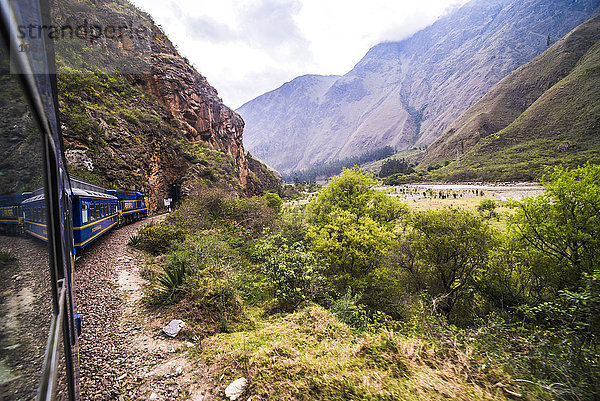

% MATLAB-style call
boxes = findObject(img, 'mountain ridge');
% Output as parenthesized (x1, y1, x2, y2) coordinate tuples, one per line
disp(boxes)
(239, 0, 600, 174)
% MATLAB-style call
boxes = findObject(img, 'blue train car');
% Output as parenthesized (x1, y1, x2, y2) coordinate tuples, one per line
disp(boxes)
(21, 191, 48, 241)
(0, 192, 32, 233)
(71, 188, 119, 250)
(107, 189, 148, 225)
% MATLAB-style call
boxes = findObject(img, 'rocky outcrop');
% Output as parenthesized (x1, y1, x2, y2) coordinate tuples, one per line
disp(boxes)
(140, 53, 249, 188)
(245, 153, 282, 194)
(51, 0, 257, 210)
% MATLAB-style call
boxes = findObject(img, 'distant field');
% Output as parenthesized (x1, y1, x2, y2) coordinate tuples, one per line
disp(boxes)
(384, 183, 544, 231)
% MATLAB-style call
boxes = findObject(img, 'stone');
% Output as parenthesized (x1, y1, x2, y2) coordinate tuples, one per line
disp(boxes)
(162, 320, 185, 337)
(224, 377, 247, 400)
(149, 392, 158, 400)
(175, 366, 183, 376)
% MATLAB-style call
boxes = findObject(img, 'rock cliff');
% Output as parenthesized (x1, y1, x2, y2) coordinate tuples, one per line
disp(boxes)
(50, 0, 270, 211)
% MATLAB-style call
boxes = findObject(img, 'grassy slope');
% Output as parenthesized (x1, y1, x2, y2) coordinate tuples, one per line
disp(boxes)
(200, 305, 510, 401)
(421, 15, 600, 181)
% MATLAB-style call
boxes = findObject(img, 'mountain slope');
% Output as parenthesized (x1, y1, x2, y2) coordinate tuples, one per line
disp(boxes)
(424, 15, 600, 181)
(423, 15, 600, 166)
(239, 0, 600, 173)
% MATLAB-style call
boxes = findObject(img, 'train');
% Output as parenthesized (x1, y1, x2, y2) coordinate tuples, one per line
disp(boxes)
(7, 179, 148, 252)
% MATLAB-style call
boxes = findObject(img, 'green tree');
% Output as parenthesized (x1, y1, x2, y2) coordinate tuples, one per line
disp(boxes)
(477, 199, 497, 219)
(307, 168, 407, 293)
(403, 208, 497, 319)
(511, 164, 600, 293)
(264, 192, 283, 213)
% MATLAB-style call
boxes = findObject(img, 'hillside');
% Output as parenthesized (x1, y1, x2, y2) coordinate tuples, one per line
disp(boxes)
(422, 15, 600, 181)
(51, 0, 279, 211)
(239, 0, 600, 174)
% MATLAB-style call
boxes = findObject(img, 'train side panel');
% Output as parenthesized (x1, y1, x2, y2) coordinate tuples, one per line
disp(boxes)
(22, 195, 48, 241)
(107, 190, 148, 224)
(72, 190, 118, 250)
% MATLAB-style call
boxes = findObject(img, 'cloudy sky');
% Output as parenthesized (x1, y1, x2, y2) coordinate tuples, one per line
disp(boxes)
(130, 0, 469, 109)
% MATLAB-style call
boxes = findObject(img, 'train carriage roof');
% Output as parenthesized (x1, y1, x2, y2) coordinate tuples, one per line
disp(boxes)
(21, 194, 45, 204)
(72, 188, 118, 200)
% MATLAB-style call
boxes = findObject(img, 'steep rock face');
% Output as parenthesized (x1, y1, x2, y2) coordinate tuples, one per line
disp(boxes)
(245, 153, 282, 194)
(239, 0, 600, 173)
(241, 74, 340, 171)
(140, 54, 249, 188)
(423, 15, 600, 165)
(51, 0, 260, 210)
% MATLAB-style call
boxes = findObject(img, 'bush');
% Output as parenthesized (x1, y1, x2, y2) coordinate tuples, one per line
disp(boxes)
(137, 223, 186, 255)
(252, 234, 329, 312)
(392, 208, 498, 322)
(330, 290, 401, 333)
(510, 163, 600, 295)
(167, 185, 279, 236)
(155, 254, 188, 302)
(263, 192, 283, 213)
(307, 168, 407, 292)
(477, 199, 497, 219)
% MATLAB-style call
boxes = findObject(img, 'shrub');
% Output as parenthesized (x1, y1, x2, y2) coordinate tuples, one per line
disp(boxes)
(510, 163, 600, 295)
(137, 222, 186, 255)
(127, 234, 141, 247)
(307, 168, 407, 292)
(263, 192, 283, 213)
(477, 199, 497, 219)
(252, 234, 329, 312)
(155, 255, 188, 302)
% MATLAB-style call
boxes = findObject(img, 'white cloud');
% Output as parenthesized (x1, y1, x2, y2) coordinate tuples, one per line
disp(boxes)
(130, 0, 468, 108)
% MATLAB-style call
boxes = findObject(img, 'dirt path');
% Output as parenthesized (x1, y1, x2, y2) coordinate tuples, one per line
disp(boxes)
(76, 217, 211, 401)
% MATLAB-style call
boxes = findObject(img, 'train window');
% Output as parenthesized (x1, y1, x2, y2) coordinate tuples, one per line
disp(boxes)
(82, 204, 88, 224)
(0, 31, 54, 400)
(90, 203, 96, 221)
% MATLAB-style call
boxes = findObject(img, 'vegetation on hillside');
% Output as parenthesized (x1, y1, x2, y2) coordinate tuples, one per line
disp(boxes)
(418, 16, 600, 182)
(134, 164, 600, 400)
(284, 146, 395, 183)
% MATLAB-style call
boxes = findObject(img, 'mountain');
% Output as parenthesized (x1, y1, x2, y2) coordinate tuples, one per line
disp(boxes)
(51, 0, 279, 211)
(239, 0, 600, 174)
(422, 15, 600, 181)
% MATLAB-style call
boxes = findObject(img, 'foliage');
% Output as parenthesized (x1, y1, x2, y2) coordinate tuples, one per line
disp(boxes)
(263, 192, 283, 213)
(155, 254, 188, 302)
(477, 199, 498, 219)
(284, 146, 395, 183)
(137, 222, 186, 255)
(0, 250, 16, 268)
(166, 185, 279, 237)
(399, 208, 498, 320)
(379, 158, 414, 178)
(330, 290, 402, 333)
(510, 163, 600, 293)
(307, 168, 406, 292)
(127, 234, 141, 248)
(252, 234, 329, 312)
(201, 305, 509, 401)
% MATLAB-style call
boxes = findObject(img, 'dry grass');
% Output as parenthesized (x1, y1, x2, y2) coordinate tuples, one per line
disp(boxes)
(198, 305, 510, 401)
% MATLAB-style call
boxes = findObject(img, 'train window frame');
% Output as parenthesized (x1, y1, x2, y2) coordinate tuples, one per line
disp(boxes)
(81, 203, 88, 224)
